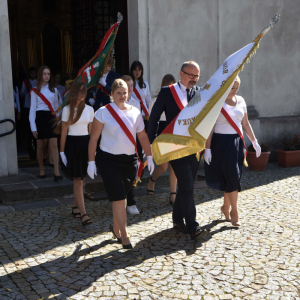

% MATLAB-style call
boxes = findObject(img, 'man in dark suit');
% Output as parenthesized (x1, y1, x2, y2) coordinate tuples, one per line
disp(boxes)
(92, 56, 120, 111)
(148, 61, 208, 240)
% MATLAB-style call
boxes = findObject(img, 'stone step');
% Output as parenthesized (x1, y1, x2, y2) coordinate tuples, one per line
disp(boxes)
(1, 167, 206, 205)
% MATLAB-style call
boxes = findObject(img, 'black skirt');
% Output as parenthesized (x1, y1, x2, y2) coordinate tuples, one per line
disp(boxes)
(204, 133, 244, 193)
(96, 150, 137, 202)
(61, 135, 90, 180)
(36, 110, 58, 139)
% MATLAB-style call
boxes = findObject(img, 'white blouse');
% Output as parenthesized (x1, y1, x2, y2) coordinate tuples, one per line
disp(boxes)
(29, 84, 62, 132)
(214, 95, 247, 134)
(62, 104, 94, 136)
(94, 102, 144, 155)
(149, 97, 166, 121)
(132, 80, 151, 108)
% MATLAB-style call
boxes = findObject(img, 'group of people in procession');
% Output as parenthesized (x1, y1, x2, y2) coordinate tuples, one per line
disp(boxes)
(13, 55, 262, 249)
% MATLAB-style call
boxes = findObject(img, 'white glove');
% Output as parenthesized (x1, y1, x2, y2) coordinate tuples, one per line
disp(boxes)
(87, 161, 97, 179)
(89, 98, 95, 106)
(252, 140, 261, 158)
(99, 77, 106, 87)
(60, 152, 67, 166)
(147, 156, 155, 175)
(204, 149, 212, 165)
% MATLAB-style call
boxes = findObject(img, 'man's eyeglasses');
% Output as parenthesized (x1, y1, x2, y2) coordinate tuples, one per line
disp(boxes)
(181, 70, 201, 80)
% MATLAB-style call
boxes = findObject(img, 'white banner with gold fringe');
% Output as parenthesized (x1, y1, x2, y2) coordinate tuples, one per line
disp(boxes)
(152, 14, 280, 165)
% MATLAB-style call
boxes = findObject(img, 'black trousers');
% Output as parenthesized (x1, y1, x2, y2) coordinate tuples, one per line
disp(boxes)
(170, 154, 200, 233)
(23, 107, 36, 158)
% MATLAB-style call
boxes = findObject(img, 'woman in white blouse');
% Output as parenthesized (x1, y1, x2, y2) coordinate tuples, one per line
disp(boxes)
(29, 66, 62, 180)
(204, 76, 261, 226)
(87, 79, 154, 249)
(58, 82, 94, 226)
(129, 61, 151, 130)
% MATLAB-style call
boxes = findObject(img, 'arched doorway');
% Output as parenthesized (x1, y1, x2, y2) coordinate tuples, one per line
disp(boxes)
(42, 23, 62, 73)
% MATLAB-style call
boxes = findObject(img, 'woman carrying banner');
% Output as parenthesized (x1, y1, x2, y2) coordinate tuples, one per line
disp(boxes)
(129, 61, 151, 131)
(57, 81, 94, 226)
(147, 74, 178, 205)
(29, 66, 63, 181)
(204, 76, 261, 226)
(87, 79, 154, 249)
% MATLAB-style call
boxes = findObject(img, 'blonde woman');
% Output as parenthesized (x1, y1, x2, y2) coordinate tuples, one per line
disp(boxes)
(204, 76, 261, 226)
(88, 79, 154, 249)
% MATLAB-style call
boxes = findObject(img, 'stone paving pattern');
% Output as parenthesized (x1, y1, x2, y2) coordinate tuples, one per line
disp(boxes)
(0, 163, 299, 300)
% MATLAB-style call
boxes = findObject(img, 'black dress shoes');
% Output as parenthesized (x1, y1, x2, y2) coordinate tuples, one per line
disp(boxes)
(173, 222, 188, 234)
(190, 227, 209, 240)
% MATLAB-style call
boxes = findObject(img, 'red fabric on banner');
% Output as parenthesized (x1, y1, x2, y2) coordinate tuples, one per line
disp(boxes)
(133, 88, 149, 117)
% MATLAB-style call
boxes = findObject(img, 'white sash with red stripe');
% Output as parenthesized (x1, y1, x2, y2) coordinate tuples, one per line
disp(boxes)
(221, 103, 248, 164)
(105, 103, 144, 182)
(169, 83, 187, 110)
(31, 88, 56, 117)
(133, 87, 149, 118)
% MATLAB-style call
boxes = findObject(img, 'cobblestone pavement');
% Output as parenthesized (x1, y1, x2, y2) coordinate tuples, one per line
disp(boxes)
(0, 163, 299, 300)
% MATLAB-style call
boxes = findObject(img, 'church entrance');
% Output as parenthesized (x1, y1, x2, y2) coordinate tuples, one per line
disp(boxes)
(8, 0, 129, 163)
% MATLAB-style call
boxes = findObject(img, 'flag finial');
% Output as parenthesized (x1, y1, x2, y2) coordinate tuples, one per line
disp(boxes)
(261, 13, 280, 36)
(117, 12, 123, 24)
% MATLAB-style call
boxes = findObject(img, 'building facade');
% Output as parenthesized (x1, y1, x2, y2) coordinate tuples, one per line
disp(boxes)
(0, 0, 299, 176)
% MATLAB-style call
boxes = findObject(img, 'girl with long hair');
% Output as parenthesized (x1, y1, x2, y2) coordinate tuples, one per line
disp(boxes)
(58, 81, 94, 226)
(129, 61, 151, 130)
(29, 66, 62, 180)
(147, 74, 178, 205)
(87, 79, 154, 248)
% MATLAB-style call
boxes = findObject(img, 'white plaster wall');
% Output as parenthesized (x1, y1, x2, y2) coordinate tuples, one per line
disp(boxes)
(127, 0, 300, 118)
(0, 0, 18, 176)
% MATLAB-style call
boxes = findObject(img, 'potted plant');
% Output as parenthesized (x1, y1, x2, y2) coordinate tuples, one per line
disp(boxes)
(276, 135, 300, 168)
(247, 143, 271, 171)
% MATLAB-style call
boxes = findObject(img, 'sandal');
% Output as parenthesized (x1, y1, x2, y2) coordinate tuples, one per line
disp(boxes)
(71, 206, 81, 218)
(80, 214, 93, 226)
(169, 192, 176, 205)
(147, 177, 156, 195)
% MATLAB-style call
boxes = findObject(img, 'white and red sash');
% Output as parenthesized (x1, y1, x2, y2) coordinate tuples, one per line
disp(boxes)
(105, 103, 144, 182)
(31, 88, 56, 117)
(169, 83, 187, 111)
(133, 87, 149, 119)
(221, 103, 247, 158)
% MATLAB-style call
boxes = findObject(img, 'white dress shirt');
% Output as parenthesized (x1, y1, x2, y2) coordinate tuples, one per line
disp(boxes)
(20, 79, 37, 108)
(94, 103, 144, 155)
(214, 96, 247, 134)
(178, 81, 191, 101)
(127, 96, 141, 111)
(62, 104, 94, 136)
(13, 87, 20, 113)
(132, 80, 151, 108)
(29, 84, 62, 132)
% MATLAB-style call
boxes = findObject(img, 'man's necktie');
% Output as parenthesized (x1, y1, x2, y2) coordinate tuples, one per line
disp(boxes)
(186, 88, 192, 102)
